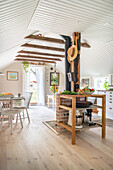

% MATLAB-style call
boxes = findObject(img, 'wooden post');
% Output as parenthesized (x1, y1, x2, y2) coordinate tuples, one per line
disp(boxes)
(102, 95, 106, 138)
(72, 33, 76, 92)
(72, 97, 76, 144)
(72, 61, 75, 92)
(72, 32, 81, 92)
(61, 35, 71, 91)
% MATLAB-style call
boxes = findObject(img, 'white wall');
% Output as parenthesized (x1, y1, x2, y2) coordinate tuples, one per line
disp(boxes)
(45, 59, 65, 103)
(56, 59, 65, 92)
(80, 74, 113, 90)
(0, 62, 23, 95)
(80, 40, 113, 77)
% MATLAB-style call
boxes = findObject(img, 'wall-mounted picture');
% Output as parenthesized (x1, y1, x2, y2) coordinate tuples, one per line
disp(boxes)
(81, 78, 89, 87)
(7, 71, 18, 81)
(50, 72, 59, 86)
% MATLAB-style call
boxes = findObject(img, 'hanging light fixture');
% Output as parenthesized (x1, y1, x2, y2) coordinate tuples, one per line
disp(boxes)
(53, 63, 57, 78)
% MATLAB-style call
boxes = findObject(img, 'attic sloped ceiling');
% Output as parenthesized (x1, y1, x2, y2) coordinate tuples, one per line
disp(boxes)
(29, 0, 113, 42)
(0, 0, 113, 75)
(0, 0, 39, 68)
(0, 0, 39, 53)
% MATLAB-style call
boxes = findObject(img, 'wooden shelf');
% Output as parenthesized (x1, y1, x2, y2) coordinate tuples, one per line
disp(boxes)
(78, 123, 101, 131)
(59, 104, 101, 111)
(76, 105, 102, 110)
(59, 122, 101, 132)
(59, 105, 72, 111)
(59, 122, 72, 132)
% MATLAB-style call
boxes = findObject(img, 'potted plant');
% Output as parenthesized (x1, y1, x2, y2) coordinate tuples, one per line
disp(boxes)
(104, 80, 109, 90)
(50, 85, 58, 95)
(22, 61, 29, 73)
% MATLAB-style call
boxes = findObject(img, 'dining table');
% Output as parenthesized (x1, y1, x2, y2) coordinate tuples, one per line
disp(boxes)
(0, 95, 25, 134)
(0, 95, 25, 100)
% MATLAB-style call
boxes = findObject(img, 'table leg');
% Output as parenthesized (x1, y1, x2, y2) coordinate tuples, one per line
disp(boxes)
(10, 115, 13, 135)
(53, 99, 54, 110)
(85, 97, 88, 101)
(10, 99, 13, 135)
(48, 98, 50, 107)
(72, 97, 76, 145)
(102, 95, 106, 138)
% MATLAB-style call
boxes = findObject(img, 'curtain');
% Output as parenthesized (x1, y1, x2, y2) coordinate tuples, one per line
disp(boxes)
(36, 67, 45, 105)
(22, 69, 30, 95)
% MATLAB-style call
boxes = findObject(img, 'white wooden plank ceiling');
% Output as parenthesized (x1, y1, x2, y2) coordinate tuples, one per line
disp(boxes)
(1, 0, 113, 54)
(29, 0, 113, 42)
(0, 0, 113, 75)
(0, 0, 39, 53)
(80, 40, 113, 76)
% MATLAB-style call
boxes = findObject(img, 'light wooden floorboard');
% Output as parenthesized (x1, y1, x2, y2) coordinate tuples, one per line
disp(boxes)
(0, 106, 113, 170)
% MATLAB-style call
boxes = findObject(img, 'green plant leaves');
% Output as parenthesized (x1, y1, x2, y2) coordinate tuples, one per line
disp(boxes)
(22, 61, 29, 73)
(61, 91, 78, 95)
(104, 81, 109, 90)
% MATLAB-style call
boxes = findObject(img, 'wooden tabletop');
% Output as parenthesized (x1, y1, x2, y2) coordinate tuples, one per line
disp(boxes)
(0, 96, 25, 100)
(13, 96, 25, 100)
(59, 94, 106, 99)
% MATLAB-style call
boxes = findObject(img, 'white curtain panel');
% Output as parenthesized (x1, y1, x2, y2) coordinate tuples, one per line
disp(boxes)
(22, 69, 30, 95)
(36, 67, 45, 105)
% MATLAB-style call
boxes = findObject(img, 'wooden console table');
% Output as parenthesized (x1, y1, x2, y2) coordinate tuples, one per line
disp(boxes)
(59, 94, 106, 145)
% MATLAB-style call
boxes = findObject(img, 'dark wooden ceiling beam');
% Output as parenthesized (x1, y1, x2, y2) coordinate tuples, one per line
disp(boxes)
(18, 50, 65, 58)
(25, 35, 65, 44)
(21, 43, 65, 52)
(80, 43, 91, 48)
(15, 58, 56, 64)
(16, 55, 61, 61)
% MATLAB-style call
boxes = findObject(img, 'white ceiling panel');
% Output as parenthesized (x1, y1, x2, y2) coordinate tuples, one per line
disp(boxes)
(0, 0, 39, 53)
(0, 0, 113, 75)
(29, 0, 113, 42)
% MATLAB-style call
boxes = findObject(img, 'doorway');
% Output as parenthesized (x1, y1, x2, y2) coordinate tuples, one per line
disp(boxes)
(28, 66, 46, 105)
